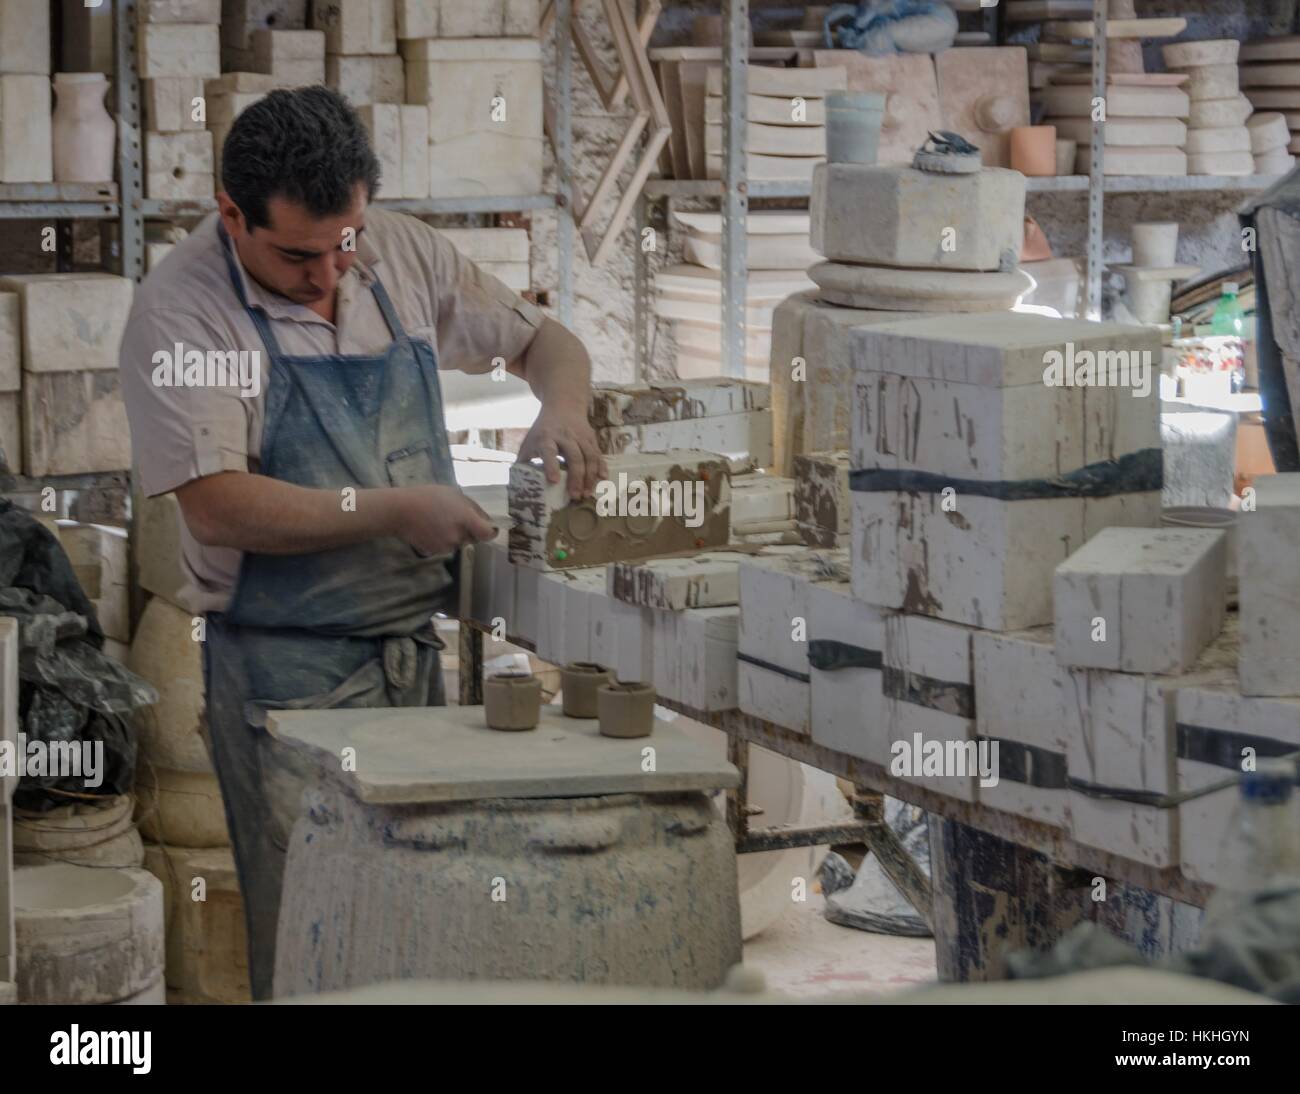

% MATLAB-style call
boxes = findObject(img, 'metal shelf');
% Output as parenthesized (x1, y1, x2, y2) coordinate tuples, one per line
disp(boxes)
(1027, 174, 1283, 194)
(0, 182, 119, 220)
(643, 178, 812, 200)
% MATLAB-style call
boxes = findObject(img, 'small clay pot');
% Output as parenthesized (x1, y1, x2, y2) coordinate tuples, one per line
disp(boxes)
(484, 672, 542, 732)
(597, 681, 656, 739)
(1054, 138, 1077, 177)
(561, 662, 614, 719)
(1010, 125, 1057, 177)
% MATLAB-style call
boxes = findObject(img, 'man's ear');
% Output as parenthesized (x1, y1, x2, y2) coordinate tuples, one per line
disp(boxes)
(216, 192, 248, 239)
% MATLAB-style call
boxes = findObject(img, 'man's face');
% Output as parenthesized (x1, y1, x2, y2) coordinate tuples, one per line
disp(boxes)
(218, 184, 367, 306)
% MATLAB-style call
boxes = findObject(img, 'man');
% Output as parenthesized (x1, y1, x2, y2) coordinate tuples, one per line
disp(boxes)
(121, 88, 606, 999)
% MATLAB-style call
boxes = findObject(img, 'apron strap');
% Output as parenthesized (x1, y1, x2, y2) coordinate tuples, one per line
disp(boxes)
(217, 220, 407, 356)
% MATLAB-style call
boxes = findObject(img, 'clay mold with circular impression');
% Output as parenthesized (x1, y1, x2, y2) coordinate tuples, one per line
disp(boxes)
(561, 662, 614, 719)
(597, 681, 657, 739)
(484, 672, 542, 732)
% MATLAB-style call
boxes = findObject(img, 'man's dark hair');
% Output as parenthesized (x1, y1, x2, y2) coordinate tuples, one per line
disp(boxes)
(220, 87, 381, 230)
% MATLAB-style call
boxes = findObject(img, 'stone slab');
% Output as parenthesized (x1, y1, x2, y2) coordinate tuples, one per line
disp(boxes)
(0, 274, 132, 373)
(266, 704, 740, 804)
(146, 131, 215, 200)
(810, 164, 1025, 273)
(21, 371, 131, 476)
(0, 76, 52, 183)
(1054, 527, 1227, 674)
(139, 23, 221, 78)
(1239, 473, 1300, 695)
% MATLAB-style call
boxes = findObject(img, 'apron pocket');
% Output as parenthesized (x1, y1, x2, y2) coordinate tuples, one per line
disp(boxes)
(386, 440, 438, 487)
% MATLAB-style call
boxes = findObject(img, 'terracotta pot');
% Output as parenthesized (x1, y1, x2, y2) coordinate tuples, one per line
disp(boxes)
(1055, 138, 1077, 176)
(561, 662, 614, 719)
(52, 73, 115, 184)
(1009, 125, 1057, 177)
(597, 681, 656, 739)
(484, 672, 542, 732)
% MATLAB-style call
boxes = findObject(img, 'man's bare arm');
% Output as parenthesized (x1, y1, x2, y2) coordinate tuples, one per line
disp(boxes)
(175, 471, 495, 557)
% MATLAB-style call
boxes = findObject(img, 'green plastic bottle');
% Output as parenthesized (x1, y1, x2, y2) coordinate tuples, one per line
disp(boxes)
(1210, 281, 1245, 391)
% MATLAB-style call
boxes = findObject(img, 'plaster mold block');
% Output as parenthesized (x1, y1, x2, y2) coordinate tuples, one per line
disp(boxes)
(1249, 112, 1291, 153)
(139, 23, 221, 78)
(1042, 84, 1189, 118)
(0, 76, 52, 183)
(403, 38, 543, 198)
(973, 627, 1071, 826)
(127, 598, 210, 773)
(146, 131, 215, 200)
(400, 105, 429, 199)
(60, 523, 129, 643)
(653, 605, 739, 711)
(0, 0, 50, 74)
(794, 451, 851, 548)
(1049, 116, 1186, 148)
(610, 552, 751, 611)
(0, 392, 19, 474)
(1075, 145, 1187, 177)
(136, 491, 188, 608)
(1053, 527, 1227, 674)
(357, 103, 402, 198)
(1162, 39, 1239, 68)
(807, 580, 890, 761)
(136, 768, 231, 848)
(1187, 96, 1253, 129)
(326, 54, 404, 105)
(143, 77, 206, 133)
(810, 51, 940, 165)
(137, 0, 222, 20)
(1184, 127, 1251, 155)
(848, 313, 1162, 631)
(21, 371, 131, 476)
(251, 28, 326, 86)
(508, 450, 732, 571)
(311, 0, 395, 55)
(14, 865, 164, 1004)
(934, 46, 1030, 168)
(1238, 473, 1300, 695)
(810, 164, 1025, 272)
(0, 292, 18, 392)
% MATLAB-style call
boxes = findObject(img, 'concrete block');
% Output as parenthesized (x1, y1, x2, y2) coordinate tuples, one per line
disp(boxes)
(146, 131, 215, 200)
(144, 77, 206, 133)
(141, 844, 250, 1003)
(794, 451, 850, 547)
(400, 104, 428, 199)
(403, 38, 543, 198)
(251, 28, 326, 85)
(972, 626, 1071, 827)
(139, 23, 221, 78)
(1054, 527, 1227, 674)
(882, 613, 979, 803)
(1175, 682, 1300, 885)
(0, 292, 17, 392)
(0, 392, 19, 474)
(654, 606, 739, 711)
(220, 0, 308, 52)
(810, 164, 1025, 272)
(357, 103, 402, 199)
(0, 76, 52, 182)
(508, 450, 732, 571)
(137, 0, 221, 21)
(0, 273, 132, 373)
(807, 580, 889, 761)
(0, 0, 50, 74)
(1239, 473, 1300, 696)
(21, 371, 130, 476)
(60, 523, 130, 643)
(311, 0, 396, 55)
(326, 53, 404, 105)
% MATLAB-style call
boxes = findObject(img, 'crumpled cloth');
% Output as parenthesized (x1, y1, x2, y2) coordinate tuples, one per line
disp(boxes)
(825, 1, 957, 55)
(0, 499, 156, 811)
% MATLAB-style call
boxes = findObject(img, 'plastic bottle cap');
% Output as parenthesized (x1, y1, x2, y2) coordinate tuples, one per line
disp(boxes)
(1240, 759, 1297, 803)
(1223, 282, 1239, 295)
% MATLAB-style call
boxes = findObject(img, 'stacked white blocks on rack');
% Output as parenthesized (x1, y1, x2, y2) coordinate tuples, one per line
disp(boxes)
(138, 0, 222, 201)
(1162, 38, 1258, 177)
(657, 212, 817, 383)
(1042, 84, 1189, 177)
(703, 64, 845, 182)
(434, 227, 531, 292)
(0, 0, 52, 184)
(205, 72, 273, 184)
(1241, 36, 1300, 170)
(0, 274, 133, 476)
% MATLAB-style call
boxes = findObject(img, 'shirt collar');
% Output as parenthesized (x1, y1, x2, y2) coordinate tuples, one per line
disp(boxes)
(222, 220, 383, 324)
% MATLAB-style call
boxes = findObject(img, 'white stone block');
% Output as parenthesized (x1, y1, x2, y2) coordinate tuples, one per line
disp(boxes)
(220, 0, 309, 52)
(596, 411, 772, 472)
(848, 313, 1163, 631)
(609, 551, 756, 611)
(21, 371, 130, 476)
(395, 0, 438, 39)
(808, 580, 889, 761)
(139, 23, 221, 78)
(403, 39, 543, 198)
(0, 392, 20, 474)
(311, 0, 396, 55)
(400, 104, 429, 199)
(1054, 527, 1227, 674)
(1176, 682, 1300, 885)
(810, 164, 1025, 272)
(357, 103, 402, 199)
(560, 567, 610, 666)
(534, 570, 569, 665)
(251, 28, 326, 85)
(1239, 473, 1300, 696)
(739, 659, 809, 732)
(0, 292, 17, 392)
(0, 1, 50, 74)
(0, 75, 52, 182)
(437, 227, 530, 265)
(146, 131, 215, 200)
(731, 474, 795, 528)
(512, 562, 538, 645)
(881, 613, 980, 803)
(610, 599, 654, 685)
(326, 53, 404, 105)
(59, 523, 130, 642)
(137, 0, 221, 22)
(144, 77, 206, 133)
(973, 626, 1072, 827)
(0, 274, 132, 373)
(654, 606, 739, 711)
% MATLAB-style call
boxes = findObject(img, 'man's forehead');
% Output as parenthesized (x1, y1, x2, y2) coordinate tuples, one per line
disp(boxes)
(261, 194, 367, 245)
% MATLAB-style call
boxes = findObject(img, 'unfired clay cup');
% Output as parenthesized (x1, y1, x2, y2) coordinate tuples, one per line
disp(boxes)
(561, 662, 614, 719)
(484, 672, 542, 732)
(597, 681, 656, 739)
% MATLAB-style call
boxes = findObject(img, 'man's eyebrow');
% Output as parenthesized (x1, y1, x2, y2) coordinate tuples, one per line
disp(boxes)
(275, 226, 365, 260)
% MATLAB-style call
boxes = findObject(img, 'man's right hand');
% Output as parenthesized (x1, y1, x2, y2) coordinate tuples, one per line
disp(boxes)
(394, 485, 498, 557)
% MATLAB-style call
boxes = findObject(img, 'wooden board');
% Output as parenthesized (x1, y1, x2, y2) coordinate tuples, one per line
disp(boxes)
(1043, 18, 1188, 41)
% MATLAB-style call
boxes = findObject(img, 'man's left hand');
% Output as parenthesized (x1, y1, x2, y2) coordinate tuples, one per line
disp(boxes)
(517, 410, 607, 499)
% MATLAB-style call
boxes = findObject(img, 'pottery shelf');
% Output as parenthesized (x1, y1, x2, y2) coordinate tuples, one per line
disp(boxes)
(456, 617, 1210, 909)
(0, 181, 119, 220)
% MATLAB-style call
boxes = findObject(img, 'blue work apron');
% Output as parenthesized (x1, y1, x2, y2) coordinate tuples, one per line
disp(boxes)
(201, 225, 458, 999)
